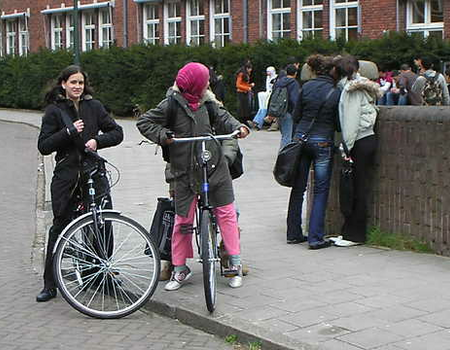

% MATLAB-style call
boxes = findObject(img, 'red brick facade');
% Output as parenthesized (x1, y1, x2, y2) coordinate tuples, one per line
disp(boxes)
(0, 0, 448, 55)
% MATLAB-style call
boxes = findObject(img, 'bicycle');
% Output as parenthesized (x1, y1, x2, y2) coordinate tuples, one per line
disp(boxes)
(169, 130, 241, 313)
(52, 150, 160, 319)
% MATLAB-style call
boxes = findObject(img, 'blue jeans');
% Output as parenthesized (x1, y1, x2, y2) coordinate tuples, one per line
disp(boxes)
(278, 113, 293, 150)
(287, 136, 334, 246)
(386, 92, 399, 105)
(398, 94, 408, 105)
(252, 108, 267, 129)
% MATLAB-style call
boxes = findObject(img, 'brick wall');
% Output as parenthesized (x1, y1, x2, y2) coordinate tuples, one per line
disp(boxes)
(323, 106, 450, 256)
(361, 0, 397, 38)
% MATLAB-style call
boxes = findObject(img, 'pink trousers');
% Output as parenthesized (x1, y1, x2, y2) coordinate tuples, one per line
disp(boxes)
(171, 198, 240, 266)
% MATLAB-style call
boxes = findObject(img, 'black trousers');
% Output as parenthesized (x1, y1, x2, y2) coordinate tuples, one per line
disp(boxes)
(237, 92, 251, 122)
(341, 135, 377, 243)
(43, 192, 113, 289)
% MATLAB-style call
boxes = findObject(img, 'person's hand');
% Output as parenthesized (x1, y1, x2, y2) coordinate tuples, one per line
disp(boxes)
(165, 138, 174, 145)
(238, 126, 249, 138)
(73, 119, 84, 133)
(85, 139, 97, 151)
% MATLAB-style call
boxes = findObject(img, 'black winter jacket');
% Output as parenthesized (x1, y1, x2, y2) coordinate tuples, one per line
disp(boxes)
(293, 75, 341, 139)
(38, 95, 123, 217)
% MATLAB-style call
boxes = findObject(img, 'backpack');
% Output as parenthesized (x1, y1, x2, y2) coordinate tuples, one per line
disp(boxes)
(422, 74, 443, 106)
(267, 81, 293, 118)
(162, 94, 244, 180)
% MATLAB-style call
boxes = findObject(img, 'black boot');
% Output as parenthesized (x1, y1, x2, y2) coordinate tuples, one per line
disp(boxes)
(36, 288, 57, 302)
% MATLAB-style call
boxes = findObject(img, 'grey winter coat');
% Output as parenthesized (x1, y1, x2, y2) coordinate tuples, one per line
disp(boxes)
(137, 88, 243, 217)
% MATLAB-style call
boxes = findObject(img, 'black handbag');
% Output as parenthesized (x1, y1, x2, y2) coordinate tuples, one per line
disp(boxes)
(339, 142, 354, 217)
(147, 197, 175, 261)
(229, 146, 244, 180)
(273, 139, 305, 187)
(273, 88, 335, 187)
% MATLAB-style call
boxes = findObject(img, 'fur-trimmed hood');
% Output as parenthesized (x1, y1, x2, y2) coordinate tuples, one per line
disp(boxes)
(340, 75, 383, 99)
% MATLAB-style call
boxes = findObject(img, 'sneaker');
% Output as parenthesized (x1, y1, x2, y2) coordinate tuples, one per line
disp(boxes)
(334, 239, 361, 247)
(227, 265, 243, 288)
(308, 240, 331, 250)
(246, 120, 256, 129)
(164, 267, 192, 291)
(287, 237, 307, 244)
(328, 236, 343, 244)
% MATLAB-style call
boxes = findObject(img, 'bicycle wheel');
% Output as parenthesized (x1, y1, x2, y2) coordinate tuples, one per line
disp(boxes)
(53, 212, 160, 319)
(200, 209, 218, 312)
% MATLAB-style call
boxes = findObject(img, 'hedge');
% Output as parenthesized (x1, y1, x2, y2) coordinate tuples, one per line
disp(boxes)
(1, 32, 450, 119)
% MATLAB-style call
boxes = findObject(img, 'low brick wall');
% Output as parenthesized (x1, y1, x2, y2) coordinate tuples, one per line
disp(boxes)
(324, 106, 450, 256)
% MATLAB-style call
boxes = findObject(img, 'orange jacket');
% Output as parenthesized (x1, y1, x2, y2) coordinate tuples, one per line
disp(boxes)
(236, 72, 252, 93)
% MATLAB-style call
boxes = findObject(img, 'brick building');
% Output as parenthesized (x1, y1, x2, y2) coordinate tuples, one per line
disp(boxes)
(0, 0, 448, 56)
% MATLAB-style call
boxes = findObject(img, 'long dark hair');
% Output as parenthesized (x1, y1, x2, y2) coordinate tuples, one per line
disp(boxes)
(44, 65, 94, 105)
(333, 55, 360, 80)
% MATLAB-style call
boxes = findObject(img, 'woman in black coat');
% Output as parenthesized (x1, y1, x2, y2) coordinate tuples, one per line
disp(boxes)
(36, 65, 123, 302)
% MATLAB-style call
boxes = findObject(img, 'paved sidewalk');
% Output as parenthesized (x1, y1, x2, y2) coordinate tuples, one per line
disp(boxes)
(5, 109, 450, 350)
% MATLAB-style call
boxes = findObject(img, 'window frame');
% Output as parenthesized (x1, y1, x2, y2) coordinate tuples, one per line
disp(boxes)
(6, 20, 16, 56)
(329, 0, 360, 41)
(51, 14, 63, 50)
(164, 1, 182, 45)
(98, 8, 113, 48)
(82, 11, 96, 51)
(297, 0, 323, 40)
(267, 0, 292, 41)
(18, 16, 29, 56)
(210, 0, 232, 47)
(406, 0, 444, 38)
(143, 3, 160, 45)
(66, 14, 74, 49)
(186, 0, 205, 46)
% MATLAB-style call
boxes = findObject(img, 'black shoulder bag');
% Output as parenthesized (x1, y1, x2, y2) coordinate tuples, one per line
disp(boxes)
(273, 88, 335, 187)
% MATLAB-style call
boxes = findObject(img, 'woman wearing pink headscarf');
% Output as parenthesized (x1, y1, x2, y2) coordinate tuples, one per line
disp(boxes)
(137, 62, 249, 291)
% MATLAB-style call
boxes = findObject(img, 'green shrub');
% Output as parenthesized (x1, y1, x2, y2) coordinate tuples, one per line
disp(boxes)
(1, 33, 450, 118)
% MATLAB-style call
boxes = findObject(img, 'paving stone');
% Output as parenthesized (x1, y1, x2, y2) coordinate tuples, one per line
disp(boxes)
(336, 327, 404, 349)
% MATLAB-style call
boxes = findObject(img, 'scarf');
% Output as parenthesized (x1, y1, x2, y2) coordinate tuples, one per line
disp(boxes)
(175, 62, 210, 111)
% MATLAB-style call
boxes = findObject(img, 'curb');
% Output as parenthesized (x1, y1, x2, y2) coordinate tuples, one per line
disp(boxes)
(143, 299, 318, 350)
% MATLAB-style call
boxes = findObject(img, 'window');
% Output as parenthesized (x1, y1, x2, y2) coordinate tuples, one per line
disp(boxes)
(187, 0, 205, 45)
(268, 0, 291, 41)
(18, 17, 29, 56)
(165, 1, 181, 44)
(298, 0, 323, 40)
(407, 0, 443, 38)
(99, 8, 113, 48)
(143, 3, 160, 44)
(0, 28, 2, 57)
(83, 12, 96, 51)
(6, 21, 16, 56)
(331, 0, 359, 40)
(211, 0, 231, 47)
(66, 14, 74, 49)
(51, 15, 63, 50)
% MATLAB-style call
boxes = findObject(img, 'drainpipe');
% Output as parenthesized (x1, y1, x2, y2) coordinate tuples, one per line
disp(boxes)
(243, 0, 248, 43)
(123, 0, 128, 47)
(259, 0, 263, 38)
(73, 0, 80, 65)
(396, 0, 399, 32)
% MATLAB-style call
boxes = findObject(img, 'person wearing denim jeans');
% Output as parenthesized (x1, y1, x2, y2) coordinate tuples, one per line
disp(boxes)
(288, 55, 342, 249)
(287, 137, 334, 247)
(273, 64, 300, 149)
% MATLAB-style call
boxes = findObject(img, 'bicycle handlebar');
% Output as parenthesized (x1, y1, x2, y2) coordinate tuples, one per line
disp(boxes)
(169, 130, 241, 143)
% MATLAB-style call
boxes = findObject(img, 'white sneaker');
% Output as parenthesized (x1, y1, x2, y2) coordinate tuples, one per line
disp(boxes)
(334, 239, 361, 247)
(164, 267, 192, 291)
(329, 236, 343, 243)
(228, 265, 243, 288)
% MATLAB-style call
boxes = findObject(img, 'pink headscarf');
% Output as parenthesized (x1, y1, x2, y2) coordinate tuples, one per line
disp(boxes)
(175, 62, 210, 111)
